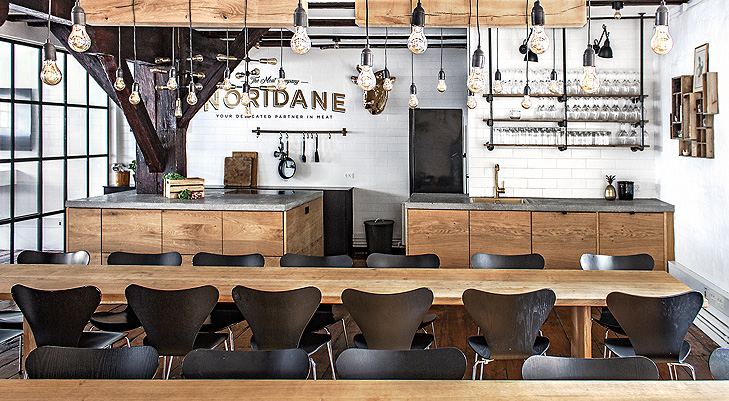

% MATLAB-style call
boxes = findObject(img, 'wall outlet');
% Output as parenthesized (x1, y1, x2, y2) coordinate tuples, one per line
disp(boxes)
(706, 288, 725, 309)
(634, 183, 641, 192)
(344, 172, 355, 179)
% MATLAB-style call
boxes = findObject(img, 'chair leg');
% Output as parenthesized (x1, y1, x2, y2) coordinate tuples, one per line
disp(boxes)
(430, 321, 437, 349)
(471, 358, 479, 380)
(125, 337, 131, 348)
(161, 356, 166, 380)
(668, 362, 696, 380)
(227, 327, 235, 350)
(164, 356, 174, 380)
(326, 340, 336, 380)
(310, 358, 317, 380)
(340, 318, 349, 348)
(17, 336, 22, 376)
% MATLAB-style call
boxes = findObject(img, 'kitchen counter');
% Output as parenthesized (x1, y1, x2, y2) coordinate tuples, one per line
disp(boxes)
(404, 193, 674, 213)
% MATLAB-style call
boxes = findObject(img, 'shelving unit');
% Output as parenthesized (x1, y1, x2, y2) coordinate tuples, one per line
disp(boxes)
(674, 72, 718, 158)
(670, 75, 692, 139)
(483, 143, 649, 148)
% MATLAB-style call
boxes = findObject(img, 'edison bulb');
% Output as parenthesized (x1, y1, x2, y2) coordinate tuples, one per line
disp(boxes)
(245, 105, 253, 118)
(357, 65, 376, 91)
(437, 79, 447, 93)
(467, 94, 477, 110)
(549, 79, 560, 94)
(407, 25, 428, 54)
(409, 94, 419, 108)
(186, 82, 198, 105)
(521, 94, 532, 109)
(114, 76, 126, 91)
(166, 68, 178, 91)
(527, 26, 550, 55)
(68, 24, 91, 53)
(467, 67, 486, 94)
(275, 77, 287, 91)
(383, 78, 394, 91)
(40, 59, 63, 86)
(290, 26, 312, 55)
(580, 66, 600, 94)
(174, 97, 183, 118)
(493, 80, 503, 94)
(222, 77, 233, 91)
(240, 91, 251, 107)
(129, 82, 141, 105)
(614, 9, 622, 19)
(651, 25, 673, 55)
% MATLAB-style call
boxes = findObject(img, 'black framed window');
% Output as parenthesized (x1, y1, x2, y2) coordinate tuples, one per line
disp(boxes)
(0, 38, 110, 263)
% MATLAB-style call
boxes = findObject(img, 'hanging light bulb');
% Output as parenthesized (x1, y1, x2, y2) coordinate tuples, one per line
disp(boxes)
(41, 42, 63, 86)
(187, 81, 198, 105)
(68, 1, 91, 53)
(651, 0, 673, 55)
(549, 69, 559, 94)
(437, 71, 447, 92)
(275, 29, 287, 91)
(382, 69, 393, 91)
(580, 46, 600, 93)
(612, 1, 623, 20)
(493, 70, 503, 94)
(175, 97, 183, 118)
(222, 68, 234, 91)
(527, 1, 549, 55)
(408, 0, 427, 54)
(128, 0, 141, 103)
(521, 85, 532, 109)
(357, 50, 376, 91)
(291, 0, 311, 55)
(467, 47, 486, 94)
(240, 82, 251, 107)
(166, 67, 179, 90)
(467, 90, 477, 109)
(114, 68, 126, 91)
(129, 82, 141, 104)
(409, 83, 419, 109)
(245, 105, 253, 118)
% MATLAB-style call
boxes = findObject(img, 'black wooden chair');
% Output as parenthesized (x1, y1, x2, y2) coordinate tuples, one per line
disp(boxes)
(364, 253, 440, 348)
(280, 253, 352, 347)
(181, 349, 311, 379)
(335, 348, 467, 380)
(604, 291, 703, 380)
(16, 250, 90, 265)
(26, 345, 159, 379)
(192, 252, 265, 350)
(11, 285, 126, 349)
(90, 252, 183, 336)
(341, 288, 434, 351)
(709, 348, 729, 380)
(522, 355, 659, 380)
(470, 253, 545, 269)
(462, 288, 555, 380)
(125, 284, 228, 379)
(232, 285, 334, 380)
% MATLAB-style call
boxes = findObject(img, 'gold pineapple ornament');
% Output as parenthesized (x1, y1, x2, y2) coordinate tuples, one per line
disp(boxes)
(605, 175, 617, 201)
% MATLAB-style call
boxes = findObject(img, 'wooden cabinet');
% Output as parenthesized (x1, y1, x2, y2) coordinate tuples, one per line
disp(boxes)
(407, 209, 469, 268)
(162, 210, 222, 254)
(284, 198, 324, 257)
(470, 211, 531, 259)
(66, 208, 102, 265)
(222, 211, 284, 256)
(598, 212, 666, 270)
(101, 209, 162, 254)
(532, 212, 597, 269)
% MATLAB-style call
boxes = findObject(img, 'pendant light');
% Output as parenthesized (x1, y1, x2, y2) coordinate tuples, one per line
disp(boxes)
(493, 28, 502, 94)
(436, 29, 447, 92)
(466, 0, 485, 94)
(167, 27, 179, 90)
(219, 30, 233, 91)
(275, 30, 287, 91)
(173, 28, 183, 118)
(186, 0, 198, 106)
(113, 27, 125, 91)
(594, 24, 613, 59)
(356, 0, 375, 91)
(408, 0, 427, 54)
(467, 90, 477, 109)
(527, 1, 549, 55)
(129, 0, 141, 104)
(521, 49, 532, 109)
(241, 0, 252, 116)
(580, 0, 600, 94)
(68, 0, 91, 53)
(549, 28, 559, 94)
(291, 0, 311, 55)
(612, 1, 623, 20)
(409, 52, 418, 108)
(382, 28, 393, 92)
(651, 0, 673, 55)
(40, 0, 62, 86)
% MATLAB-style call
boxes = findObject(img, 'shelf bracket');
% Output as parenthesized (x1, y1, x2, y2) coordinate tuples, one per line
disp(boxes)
(486, 143, 495, 151)
(558, 95, 567, 103)
(558, 145, 568, 152)
(484, 94, 494, 103)
(557, 120, 567, 128)
(486, 119, 494, 127)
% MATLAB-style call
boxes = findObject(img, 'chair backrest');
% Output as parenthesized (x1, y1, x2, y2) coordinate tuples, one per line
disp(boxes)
(181, 349, 310, 379)
(522, 355, 659, 380)
(107, 251, 182, 266)
(125, 284, 219, 356)
(580, 253, 654, 271)
(11, 284, 100, 347)
(192, 252, 265, 267)
(606, 291, 703, 363)
(279, 253, 353, 267)
(462, 288, 556, 360)
(365, 253, 440, 268)
(335, 348, 466, 380)
(470, 253, 545, 269)
(26, 346, 159, 379)
(341, 288, 433, 350)
(710, 348, 729, 380)
(17, 250, 90, 265)
(232, 285, 321, 350)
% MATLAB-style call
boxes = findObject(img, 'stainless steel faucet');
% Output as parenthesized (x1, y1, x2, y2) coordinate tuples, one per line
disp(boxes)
(494, 164, 506, 199)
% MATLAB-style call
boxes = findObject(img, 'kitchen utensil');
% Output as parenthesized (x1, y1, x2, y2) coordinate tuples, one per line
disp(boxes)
(301, 134, 307, 163)
(314, 134, 320, 162)
(277, 134, 296, 179)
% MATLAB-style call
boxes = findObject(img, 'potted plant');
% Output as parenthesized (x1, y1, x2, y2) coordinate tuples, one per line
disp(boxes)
(129, 160, 137, 186)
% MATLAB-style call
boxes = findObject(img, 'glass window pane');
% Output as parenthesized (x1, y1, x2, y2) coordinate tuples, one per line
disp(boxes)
(0, 224, 8, 261)
(14, 103, 39, 158)
(42, 53, 66, 104)
(89, 77, 107, 107)
(89, 109, 108, 154)
(0, 102, 10, 160)
(14, 219, 38, 255)
(0, 164, 9, 220)
(0, 42, 10, 100)
(42, 215, 64, 252)
(67, 159, 87, 200)
(42, 160, 64, 213)
(42, 105, 64, 157)
(67, 107, 87, 156)
(89, 157, 107, 197)
(67, 56, 87, 105)
(14, 44, 40, 102)
(14, 161, 39, 217)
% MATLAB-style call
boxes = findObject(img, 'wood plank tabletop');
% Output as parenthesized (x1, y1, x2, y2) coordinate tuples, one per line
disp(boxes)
(2, 379, 728, 400)
(0, 265, 696, 307)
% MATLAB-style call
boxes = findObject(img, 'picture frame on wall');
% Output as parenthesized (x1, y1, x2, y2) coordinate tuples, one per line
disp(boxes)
(693, 43, 709, 92)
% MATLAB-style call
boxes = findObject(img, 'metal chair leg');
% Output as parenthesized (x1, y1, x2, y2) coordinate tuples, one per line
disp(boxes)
(164, 356, 174, 380)
(430, 321, 437, 349)
(17, 336, 22, 376)
(340, 318, 348, 348)
(326, 340, 336, 380)
(161, 356, 166, 380)
(471, 358, 479, 380)
(310, 358, 317, 380)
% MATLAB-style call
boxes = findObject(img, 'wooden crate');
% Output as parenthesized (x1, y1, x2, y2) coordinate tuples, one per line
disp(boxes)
(163, 178, 205, 198)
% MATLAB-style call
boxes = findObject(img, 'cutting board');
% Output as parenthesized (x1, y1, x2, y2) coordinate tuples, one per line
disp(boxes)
(225, 152, 258, 187)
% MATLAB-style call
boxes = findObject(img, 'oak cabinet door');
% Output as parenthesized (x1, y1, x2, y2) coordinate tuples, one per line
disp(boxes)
(407, 209, 469, 268)
(102, 209, 162, 254)
(532, 212, 597, 269)
(598, 212, 665, 270)
(470, 211, 532, 261)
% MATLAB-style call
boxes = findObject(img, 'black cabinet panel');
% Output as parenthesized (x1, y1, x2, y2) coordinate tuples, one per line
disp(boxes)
(409, 109, 464, 194)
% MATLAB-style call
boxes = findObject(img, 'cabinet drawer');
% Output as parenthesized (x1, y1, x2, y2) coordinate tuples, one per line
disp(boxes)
(162, 210, 222, 254)
(102, 209, 162, 254)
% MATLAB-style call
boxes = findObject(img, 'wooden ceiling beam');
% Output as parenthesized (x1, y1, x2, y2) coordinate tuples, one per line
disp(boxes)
(0, 0, 9, 27)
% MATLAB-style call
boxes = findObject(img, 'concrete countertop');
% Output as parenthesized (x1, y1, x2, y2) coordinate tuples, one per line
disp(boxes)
(404, 193, 675, 213)
(66, 189, 323, 212)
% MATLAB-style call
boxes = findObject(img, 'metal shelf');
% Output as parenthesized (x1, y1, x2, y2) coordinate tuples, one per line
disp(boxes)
(484, 143, 650, 148)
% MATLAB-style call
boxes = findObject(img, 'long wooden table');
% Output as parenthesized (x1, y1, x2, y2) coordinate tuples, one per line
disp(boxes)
(3, 379, 728, 400)
(0, 265, 698, 362)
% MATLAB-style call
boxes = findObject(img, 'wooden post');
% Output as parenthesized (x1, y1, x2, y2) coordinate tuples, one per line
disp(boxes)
(570, 306, 592, 358)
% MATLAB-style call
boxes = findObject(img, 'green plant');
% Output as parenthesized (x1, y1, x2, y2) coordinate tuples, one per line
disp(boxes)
(129, 160, 137, 173)
(164, 172, 185, 180)
(177, 189, 192, 199)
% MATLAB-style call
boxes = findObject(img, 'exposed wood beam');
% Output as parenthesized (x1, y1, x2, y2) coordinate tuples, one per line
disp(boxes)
(0, 0, 9, 27)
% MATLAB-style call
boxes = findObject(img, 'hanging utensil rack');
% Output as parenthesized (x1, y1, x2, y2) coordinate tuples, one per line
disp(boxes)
(253, 128, 347, 138)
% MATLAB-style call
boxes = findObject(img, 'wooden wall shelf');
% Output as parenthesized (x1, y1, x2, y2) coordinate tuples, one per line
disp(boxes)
(673, 72, 718, 159)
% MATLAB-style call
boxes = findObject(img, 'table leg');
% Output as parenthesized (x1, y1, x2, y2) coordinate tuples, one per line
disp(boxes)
(570, 306, 591, 358)
(21, 317, 36, 375)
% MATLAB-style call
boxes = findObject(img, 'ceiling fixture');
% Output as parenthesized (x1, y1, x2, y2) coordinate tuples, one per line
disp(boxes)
(409, 52, 418, 108)
(612, 1, 623, 20)
(437, 29, 447, 92)
(356, 0, 375, 91)
(186, 0, 198, 106)
(408, 0, 427, 54)
(521, 3, 532, 109)
(549, 28, 559, 94)
(467, 0, 485, 94)
(113, 27, 125, 91)
(221, 30, 234, 91)
(593, 24, 613, 59)
(382, 28, 393, 92)
(129, 0, 141, 104)
(276, 30, 287, 91)
(527, 0, 549, 55)
(651, 0, 673, 55)
(68, 0, 91, 52)
(41, 0, 62, 86)
(493, 28, 502, 94)
(291, 0, 311, 55)
(467, 90, 477, 109)
(580, 0, 600, 94)
(519, 39, 539, 62)
(333, 37, 341, 49)
(167, 28, 179, 90)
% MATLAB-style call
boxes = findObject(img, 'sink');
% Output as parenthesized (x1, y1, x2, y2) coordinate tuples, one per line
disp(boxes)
(471, 197, 526, 204)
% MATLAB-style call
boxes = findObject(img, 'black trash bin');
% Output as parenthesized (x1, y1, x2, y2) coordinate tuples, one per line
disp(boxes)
(364, 219, 394, 255)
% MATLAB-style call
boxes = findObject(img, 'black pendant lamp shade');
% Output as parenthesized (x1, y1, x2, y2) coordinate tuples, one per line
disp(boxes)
(411, 0, 426, 27)
(495, 69, 502, 82)
(471, 46, 485, 69)
(531, 0, 545, 26)
(438, 70, 446, 81)
(550, 69, 558, 81)
(361, 47, 373, 68)
(655, 1, 669, 26)
(598, 38, 613, 58)
(294, 1, 308, 27)
(519, 40, 539, 62)
(583, 45, 596, 68)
